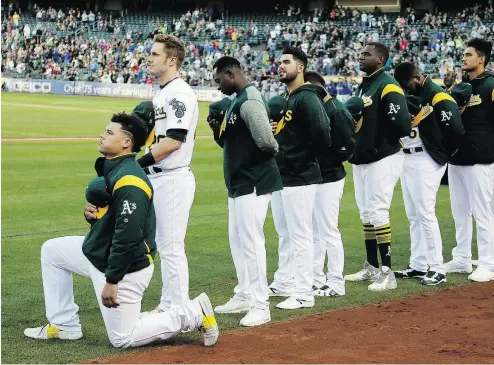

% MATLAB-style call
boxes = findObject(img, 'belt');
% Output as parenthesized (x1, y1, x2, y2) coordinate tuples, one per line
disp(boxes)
(143, 166, 190, 175)
(403, 146, 424, 154)
(143, 166, 163, 175)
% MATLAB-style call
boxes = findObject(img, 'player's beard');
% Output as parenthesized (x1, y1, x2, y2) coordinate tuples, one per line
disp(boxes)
(279, 69, 298, 84)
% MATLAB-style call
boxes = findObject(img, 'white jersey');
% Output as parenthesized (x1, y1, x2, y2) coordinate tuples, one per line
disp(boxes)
(400, 103, 433, 149)
(149, 77, 198, 170)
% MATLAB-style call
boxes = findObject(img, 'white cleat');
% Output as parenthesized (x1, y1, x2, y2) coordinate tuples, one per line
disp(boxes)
(214, 298, 250, 314)
(368, 266, 397, 291)
(24, 324, 82, 340)
(468, 267, 494, 282)
(445, 260, 473, 274)
(313, 285, 345, 297)
(239, 307, 271, 327)
(276, 296, 315, 310)
(195, 293, 219, 347)
(345, 261, 381, 282)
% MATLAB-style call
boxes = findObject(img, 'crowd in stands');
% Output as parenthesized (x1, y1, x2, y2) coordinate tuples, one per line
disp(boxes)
(2, 1, 494, 97)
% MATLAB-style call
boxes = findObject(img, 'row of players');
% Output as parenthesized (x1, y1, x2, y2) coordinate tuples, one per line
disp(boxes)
(205, 39, 494, 327)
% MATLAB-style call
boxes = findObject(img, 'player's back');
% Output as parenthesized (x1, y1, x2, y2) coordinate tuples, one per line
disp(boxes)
(151, 78, 199, 170)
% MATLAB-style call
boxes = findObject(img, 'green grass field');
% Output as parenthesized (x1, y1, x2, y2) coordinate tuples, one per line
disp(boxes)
(1, 92, 477, 364)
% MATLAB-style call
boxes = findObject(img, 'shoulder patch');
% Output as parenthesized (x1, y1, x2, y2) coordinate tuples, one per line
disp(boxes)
(113, 175, 152, 199)
(381, 84, 405, 99)
(432, 92, 456, 106)
(169, 98, 186, 118)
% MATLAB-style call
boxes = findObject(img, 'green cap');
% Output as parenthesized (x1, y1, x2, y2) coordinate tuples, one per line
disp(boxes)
(345, 96, 365, 121)
(85, 176, 110, 207)
(208, 97, 232, 123)
(405, 95, 422, 117)
(268, 96, 288, 123)
(449, 82, 472, 108)
(132, 101, 155, 132)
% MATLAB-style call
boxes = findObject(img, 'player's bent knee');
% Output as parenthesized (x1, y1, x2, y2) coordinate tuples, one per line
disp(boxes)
(109, 335, 131, 348)
(41, 238, 61, 259)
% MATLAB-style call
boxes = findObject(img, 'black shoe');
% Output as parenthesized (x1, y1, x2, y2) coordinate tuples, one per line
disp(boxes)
(421, 271, 446, 285)
(393, 265, 427, 279)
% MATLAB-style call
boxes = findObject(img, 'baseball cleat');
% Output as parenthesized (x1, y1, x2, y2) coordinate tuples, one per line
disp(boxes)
(24, 324, 82, 340)
(421, 271, 447, 285)
(368, 266, 397, 291)
(468, 267, 494, 282)
(276, 296, 314, 310)
(195, 293, 219, 347)
(214, 298, 250, 314)
(394, 265, 427, 279)
(445, 260, 473, 274)
(239, 307, 271, 327)
(313, 285, 345, 297)
(345, 261, 380, 282)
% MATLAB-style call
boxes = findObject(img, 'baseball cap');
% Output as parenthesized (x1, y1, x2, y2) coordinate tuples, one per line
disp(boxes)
(449, 82, 472, 108)
(208, 97, 232, 123)
(132, 101, 155, 132)
(345, 96, 365, 121)
(85, 176, 110, 207)
(268, 96, 287, 123)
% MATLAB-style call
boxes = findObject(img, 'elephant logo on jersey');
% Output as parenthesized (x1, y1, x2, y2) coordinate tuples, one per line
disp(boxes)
(361, 96, 373, 107)
(169, 98, 186, 118)
(441, 110, 452, 121)
(388, 103, 400, 114)
(467, 94, 482, 107)
(121, 200, 136, 215)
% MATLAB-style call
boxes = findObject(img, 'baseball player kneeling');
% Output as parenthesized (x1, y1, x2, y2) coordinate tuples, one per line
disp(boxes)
(24, 111, 218, 348)
(393, 62, 466, 286)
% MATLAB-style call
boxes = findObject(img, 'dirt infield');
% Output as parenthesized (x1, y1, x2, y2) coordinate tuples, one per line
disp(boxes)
(90, 281, 494, 364)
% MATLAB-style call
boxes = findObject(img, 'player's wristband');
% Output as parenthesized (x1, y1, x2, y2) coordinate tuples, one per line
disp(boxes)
(137, 152, 156, 168)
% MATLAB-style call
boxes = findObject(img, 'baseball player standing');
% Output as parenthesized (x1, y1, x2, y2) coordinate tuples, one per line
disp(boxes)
(268, 47, 332, 309)
(304, 71, 356, 297)
(138, 35, 198, 312)
(392, 62, 465, 285)
(24, 112, 218, 347)
(208, 56, 282, 327)
(344, 43, 411, 291)
(446, 38, 494, 282)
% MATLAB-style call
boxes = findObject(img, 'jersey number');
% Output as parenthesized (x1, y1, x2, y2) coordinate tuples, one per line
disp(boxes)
(409, 129, 418, 139)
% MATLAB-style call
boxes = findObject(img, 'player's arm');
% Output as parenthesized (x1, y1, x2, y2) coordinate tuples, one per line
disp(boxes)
(300, 92, 332, 148)
(381, 84, 412, 137)
(335, 106, 357, 155)
(105, 177, 152, 285)
(432, 91, 465, 135)
(240, 99, 279, 155)
(137, 93, 195, 167)
(207, 114, 225, 148)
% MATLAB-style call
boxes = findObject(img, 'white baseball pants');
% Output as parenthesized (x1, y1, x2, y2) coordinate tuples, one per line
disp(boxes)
(313, 178, 346, 294)
(401, 151, 447, 273)
(271, 185, 317, 300)
(149, 167, 196, 309)
(40, 236, 202, 348)
(353, 152, 404, 227)
(449, 163, 494, 271)
(227, 192, 271, 309)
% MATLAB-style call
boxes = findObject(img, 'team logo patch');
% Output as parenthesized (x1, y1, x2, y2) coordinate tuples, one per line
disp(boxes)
(121, 200, 136, 215)
(228, 113, 237, 124)
(361, 96, 373, 107)
(467, 94, 482, 107)
(169, 98, 186, 118)
(440, 110, 452, 122)
(388, 103, 400, 114)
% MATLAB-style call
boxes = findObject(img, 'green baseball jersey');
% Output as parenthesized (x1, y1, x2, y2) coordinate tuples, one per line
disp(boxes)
(218, 84, 282, 198)
(418, 76, 465, 157)
(450, 70, 494, 165)
(274, 83, 332, 187)
(315, 87, 356, 183)
(83, 154, 156, 284)
(350, 68, 411, 165)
